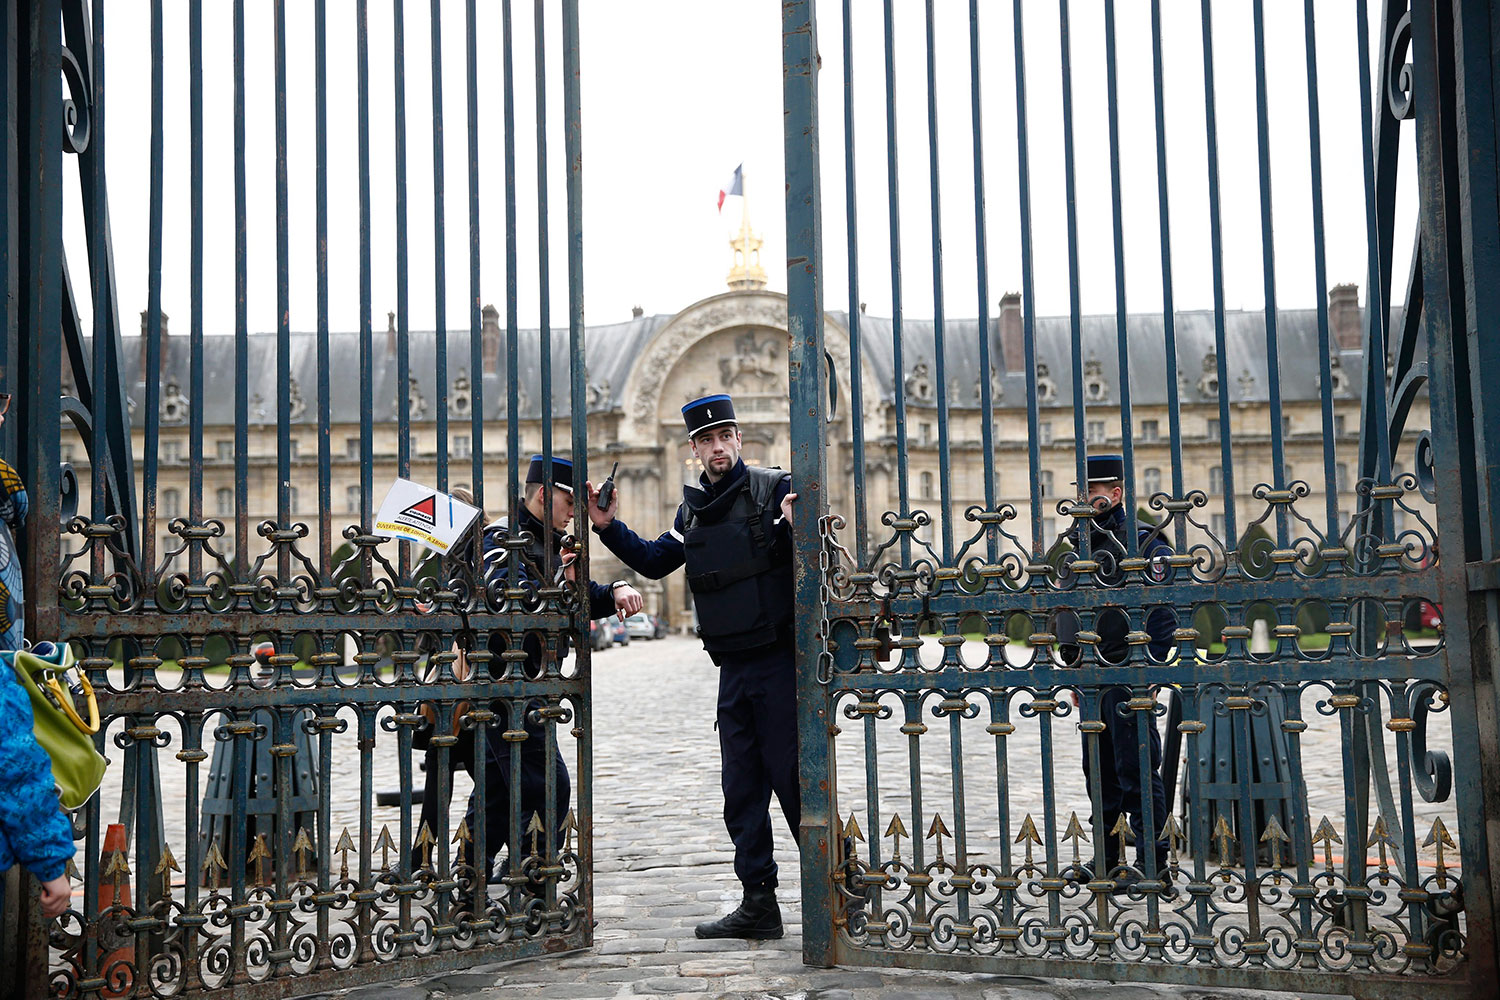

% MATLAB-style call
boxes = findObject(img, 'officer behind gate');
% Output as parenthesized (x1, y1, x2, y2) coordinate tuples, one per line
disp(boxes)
(585, 393, 800, 940)
(1054, 454, 1177, 894)
(466, 455, 643, 884)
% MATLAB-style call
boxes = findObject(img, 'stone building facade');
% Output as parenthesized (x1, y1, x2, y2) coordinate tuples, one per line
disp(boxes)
(66, 258, 1419, 629)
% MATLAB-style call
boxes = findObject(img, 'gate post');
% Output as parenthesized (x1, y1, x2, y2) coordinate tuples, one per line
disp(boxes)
(781, 0, 835, 971)
(7, 0, 65, 997)
(1412, 0, 1500, 989)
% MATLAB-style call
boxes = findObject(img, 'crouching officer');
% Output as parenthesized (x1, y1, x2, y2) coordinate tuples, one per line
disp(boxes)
(1055, 454, 1177, 892)
(586, 394, 800, 939)
(466, 454, 643, 884)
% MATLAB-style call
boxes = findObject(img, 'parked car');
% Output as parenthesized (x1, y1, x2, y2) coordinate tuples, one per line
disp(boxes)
(590, 617, 629, 650)
(650, 614, 669, 639)
(623, 612, 657, 641)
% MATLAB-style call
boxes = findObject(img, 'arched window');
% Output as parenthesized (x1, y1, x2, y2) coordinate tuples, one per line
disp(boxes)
(1209, 466, 1223, 495)
(1142, 467, 1162, 497)
(161, 488, 181, 519)
(920, 471, 934, 500)
(216, 488, 233, 517)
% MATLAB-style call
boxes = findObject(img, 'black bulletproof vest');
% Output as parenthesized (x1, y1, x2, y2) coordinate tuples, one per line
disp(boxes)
(680, 466, 794, 654)
(484, 511, 572, 676)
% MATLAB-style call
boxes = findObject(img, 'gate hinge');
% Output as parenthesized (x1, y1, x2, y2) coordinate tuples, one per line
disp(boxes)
(1466, 558, 1500, 592)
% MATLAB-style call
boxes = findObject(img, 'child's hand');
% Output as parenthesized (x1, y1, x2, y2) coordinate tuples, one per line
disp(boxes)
(39, 874, 71, 918)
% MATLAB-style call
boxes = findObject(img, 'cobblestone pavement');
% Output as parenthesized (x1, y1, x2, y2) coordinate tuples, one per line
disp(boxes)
(305, 635, 1367, 1000)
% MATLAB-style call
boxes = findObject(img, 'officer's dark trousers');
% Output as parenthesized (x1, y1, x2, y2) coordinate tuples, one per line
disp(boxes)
(716, 641, 800, 888)
(462, 719, 571, 876)
(1082, 685, 1168, 871)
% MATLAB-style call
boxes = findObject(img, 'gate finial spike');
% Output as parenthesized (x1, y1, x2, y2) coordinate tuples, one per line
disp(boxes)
(1212, 815, 1236, 869)
(414, 821, 437, 869)
(526, 812, 546, 859)
(1260, 816, 1291, 878)
(561, 810, 578, 854)
(1015, 814, 1042, 868)
(248, 833, 273, 886)
(884, 814, 909, 863)
(453, 819, 472, 866)
(1424, 817, 1455, 888)
(1062, 812, 1088, 865)
(334, 828, 356, 881)
(1311, 816, 1342, 872)
(1367, 815, 1398, 875)
(1109, 814, 1134, 868)
(374, 825, 396, 873)
(155, 842, 181, 896)
(844, 812, 864, 846)
(203, 839, 229, 891)
(105, 848, 130, 904)
(925, 814, 951, 863)
(292, 827, 315, 881)
(1161, 814, 1185, 867)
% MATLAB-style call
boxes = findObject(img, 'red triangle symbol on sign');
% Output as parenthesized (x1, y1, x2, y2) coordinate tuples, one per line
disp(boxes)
(401, 494, 437, 525)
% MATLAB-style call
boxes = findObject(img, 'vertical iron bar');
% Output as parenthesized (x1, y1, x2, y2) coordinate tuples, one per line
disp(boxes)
(1300, 0, 1339, 542)
(923, 0, 952, 562)
(534, 0, 554, 563)
(89, 0, 108, 544)
(1055, 0, 1089, 526)
(1355, 0, 1394, 489)
(903, 696, 928, 936)
(467, 0, 484, 508)
(393, 0, 412, 585)
(1010, 0, 1043, 556)
(143, 0, 165, 582)
(841, 0, 868, 560)
(968, 0, 996, 560)
(358, 0, 374, 548)
(1198, 0, 1237, 547)
(316, 0, 333, 577)
(274, 0, 291, 580)
(431, 0, 449, 494)
(189, 0, 204, 585)
(562, 0, 589, 927)
(1250, 0, 1288, 548)
(1103, 0, 1136, 560)
(1148, 0, 1185, 544)
(234, 0, 250, 571)
(881, 0, 909, 558)
(503, 0, 520, 579)
(783, 0, 831, 966)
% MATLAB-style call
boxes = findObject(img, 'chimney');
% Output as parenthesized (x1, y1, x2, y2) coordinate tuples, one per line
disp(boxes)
(481, 304, 500, 374)
(139, 309, 169, 375)
(998, 292, 1023, 372)
(1329, 283, 1361, 351)
(386, 310, 397, 357)
(631, 305, 643, 318)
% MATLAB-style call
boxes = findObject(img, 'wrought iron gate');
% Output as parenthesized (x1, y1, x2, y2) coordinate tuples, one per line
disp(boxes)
(784, 0, 1499, 996)
(5, 1, 594, 995)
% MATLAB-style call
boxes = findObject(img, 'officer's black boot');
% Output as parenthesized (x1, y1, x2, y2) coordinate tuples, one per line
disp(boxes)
(694, 884, 783, 940)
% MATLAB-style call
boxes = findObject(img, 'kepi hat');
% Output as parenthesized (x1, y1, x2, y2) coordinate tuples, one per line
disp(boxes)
(1072, 453, 1125, 485)
(682, 393, 737, 440)
(525, 454, 574, 493)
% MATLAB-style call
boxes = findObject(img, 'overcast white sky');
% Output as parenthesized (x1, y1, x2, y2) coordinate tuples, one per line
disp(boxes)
(67, 0, 1419, 342)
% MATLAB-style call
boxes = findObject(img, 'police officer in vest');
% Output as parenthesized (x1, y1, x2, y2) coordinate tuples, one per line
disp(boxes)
(466, 454, 643, 883)
(585, 394, 800, 939)
(1055, 454, 1177, 893)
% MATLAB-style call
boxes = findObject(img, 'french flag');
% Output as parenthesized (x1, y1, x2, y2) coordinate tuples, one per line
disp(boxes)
(718, 163, 743, 213)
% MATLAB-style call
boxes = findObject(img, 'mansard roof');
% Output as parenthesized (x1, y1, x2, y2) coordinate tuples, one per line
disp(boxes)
(103, 293, 1393, 424)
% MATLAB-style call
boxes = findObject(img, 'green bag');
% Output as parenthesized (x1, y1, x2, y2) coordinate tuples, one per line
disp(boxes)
(4, 642, 108, 810)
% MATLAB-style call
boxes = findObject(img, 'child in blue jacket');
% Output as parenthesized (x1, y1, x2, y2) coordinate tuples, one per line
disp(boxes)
(0, 389, 74, 919)
(0, 661, 75, 918)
